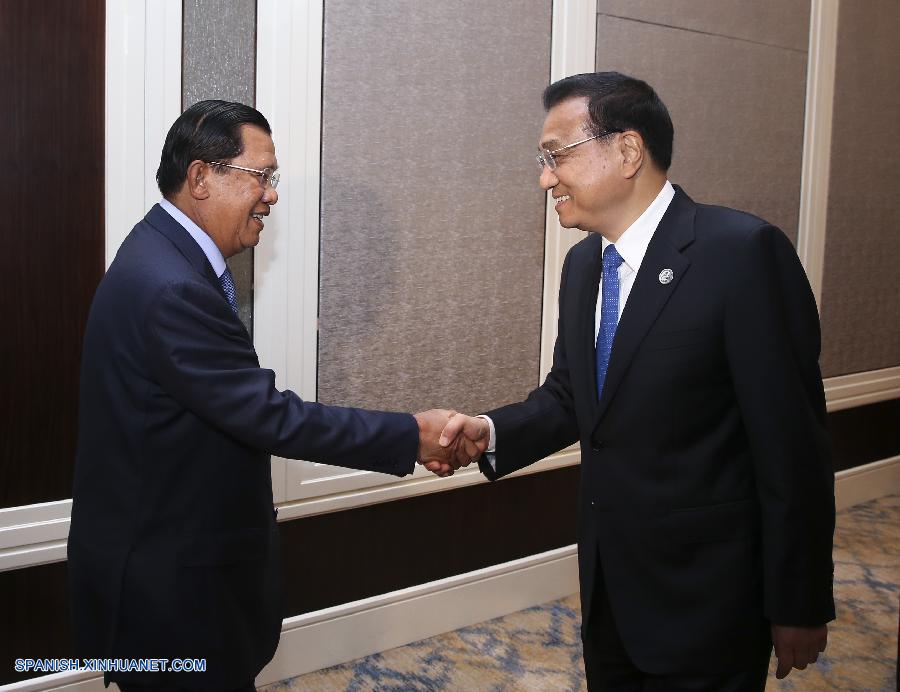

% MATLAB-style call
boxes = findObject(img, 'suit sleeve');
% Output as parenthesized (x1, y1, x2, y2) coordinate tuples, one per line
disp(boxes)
(144, 279, 417, 476)
(724, 223, 835, 626)
(479, 249, 580, 480)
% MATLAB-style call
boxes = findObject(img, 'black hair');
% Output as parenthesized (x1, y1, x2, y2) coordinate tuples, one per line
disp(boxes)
(156, 99, 272, 197)
(543, 72, 673, 171)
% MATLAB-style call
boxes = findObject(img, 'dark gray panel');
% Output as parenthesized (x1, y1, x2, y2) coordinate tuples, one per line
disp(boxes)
(182, 0, 256, 106)
(596, 12, 808, 243)
(318, 1, 552, 413)
(819, 0, 900, 377)
(598, 0, 810, 52)
(182, 0, 256, 332)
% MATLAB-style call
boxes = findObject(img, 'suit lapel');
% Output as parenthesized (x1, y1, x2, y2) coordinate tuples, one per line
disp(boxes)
(145, 203, 223, 292)
(593, 187, 697, 425)
(575, 234, 605, 411)
(144, 204, 252, 340)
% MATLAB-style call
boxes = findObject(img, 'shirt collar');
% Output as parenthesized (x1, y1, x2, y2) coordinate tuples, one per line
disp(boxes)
(601, 180, 675, 274)
(158, 198, 227, 278)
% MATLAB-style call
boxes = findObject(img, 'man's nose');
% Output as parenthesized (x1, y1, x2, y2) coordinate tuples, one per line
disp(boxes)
(263, 186, 278, 205)
(539, 165, 557, 191)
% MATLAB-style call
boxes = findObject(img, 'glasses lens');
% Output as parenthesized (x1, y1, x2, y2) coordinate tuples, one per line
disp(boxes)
(540, 150, 555, 171)
(269, 171, 280, 189)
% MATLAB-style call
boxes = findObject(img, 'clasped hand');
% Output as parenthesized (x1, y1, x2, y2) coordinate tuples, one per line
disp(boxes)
(413, 410, 490, 477)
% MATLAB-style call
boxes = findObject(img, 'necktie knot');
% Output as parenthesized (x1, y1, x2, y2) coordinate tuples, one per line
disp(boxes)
(219, 267, 238, 314)
(603, 244, 623, 273)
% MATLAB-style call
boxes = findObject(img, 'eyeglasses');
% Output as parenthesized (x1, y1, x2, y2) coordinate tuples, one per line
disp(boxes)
(208, 161, 280, 189)
(536, 130, 620, 171)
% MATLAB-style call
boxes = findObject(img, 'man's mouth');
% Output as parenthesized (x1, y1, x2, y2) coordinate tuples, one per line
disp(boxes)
(251, 212, 266, 227)
(554, 195, 570, 209)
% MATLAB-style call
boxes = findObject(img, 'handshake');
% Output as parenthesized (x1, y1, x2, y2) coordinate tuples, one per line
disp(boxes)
(413, 409, 491, 477)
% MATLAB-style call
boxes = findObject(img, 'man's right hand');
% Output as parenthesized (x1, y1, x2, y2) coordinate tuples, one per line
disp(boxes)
(439, 413, 491, 468)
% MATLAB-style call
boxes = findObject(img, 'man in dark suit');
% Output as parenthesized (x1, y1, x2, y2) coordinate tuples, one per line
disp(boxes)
(441, 73, 835, 690)
(69, 100, 458, 692)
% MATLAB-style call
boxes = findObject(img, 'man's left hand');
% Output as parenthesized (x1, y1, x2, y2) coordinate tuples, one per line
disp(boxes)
(771, 623, 828, 679)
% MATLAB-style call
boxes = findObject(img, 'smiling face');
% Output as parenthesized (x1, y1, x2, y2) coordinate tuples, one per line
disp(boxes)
(538, 97, 629, 238)
(199, 124, 279, 258)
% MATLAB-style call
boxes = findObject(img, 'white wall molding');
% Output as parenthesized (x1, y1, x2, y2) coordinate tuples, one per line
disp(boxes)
(824, 366, 900, 412)
(254, 0, 324, 505)
(278, 449, 580, 521)
(0, 500, 71, 572)
(260, 545, 579, 685)
(2, 669, 105, 691)
(540, 0, 597, 380)
(253, 0, 322, 401)
(796, 0, 839, 308)
(105, 0, 182, 267)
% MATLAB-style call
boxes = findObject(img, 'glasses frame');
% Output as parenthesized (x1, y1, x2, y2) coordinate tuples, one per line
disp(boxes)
(536, 129, 621, 171)
(208, 161, 280, 189)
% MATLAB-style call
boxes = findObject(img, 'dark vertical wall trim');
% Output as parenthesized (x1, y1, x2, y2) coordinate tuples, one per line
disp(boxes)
(181, 0, 258, 333)
(0, 1, 105, 507)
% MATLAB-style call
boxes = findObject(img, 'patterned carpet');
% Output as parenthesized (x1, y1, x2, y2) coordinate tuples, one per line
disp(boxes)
(261, 495, 900, 691)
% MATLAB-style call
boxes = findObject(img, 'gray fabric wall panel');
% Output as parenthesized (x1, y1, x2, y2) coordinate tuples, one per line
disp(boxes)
(182, 0, 257, 332)
(318, 1, 552, 413)
(596, 6, 809, 244)
(819, 0, 900, 377)
(597, 0, 810, 52)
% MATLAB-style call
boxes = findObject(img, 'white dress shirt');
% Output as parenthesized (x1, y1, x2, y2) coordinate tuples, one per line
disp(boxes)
(159, 198, 228, 279)
(481, 180, 676, 459)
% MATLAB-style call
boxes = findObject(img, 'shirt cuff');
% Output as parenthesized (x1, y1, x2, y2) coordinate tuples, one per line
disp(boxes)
(477, 415, 497, 471)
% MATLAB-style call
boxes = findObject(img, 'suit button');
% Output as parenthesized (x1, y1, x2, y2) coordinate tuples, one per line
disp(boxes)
(592, 440, 604, 452)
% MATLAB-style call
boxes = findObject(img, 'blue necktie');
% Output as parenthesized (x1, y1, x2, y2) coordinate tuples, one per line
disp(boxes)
(219, 267, 239, 314)
(596, 244, 623, 398)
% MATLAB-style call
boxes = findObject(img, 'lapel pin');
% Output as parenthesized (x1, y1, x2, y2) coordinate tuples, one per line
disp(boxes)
(658, 268, 674, 285)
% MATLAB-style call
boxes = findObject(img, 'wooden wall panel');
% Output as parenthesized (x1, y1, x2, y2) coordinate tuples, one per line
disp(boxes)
(0, 1, 105, 507)
(280, 466, 580, 616)
(829, 399, 900, 474)
(0, 561, 70, 685)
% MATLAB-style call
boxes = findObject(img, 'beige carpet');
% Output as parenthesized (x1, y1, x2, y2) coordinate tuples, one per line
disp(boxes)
(262, 495, 899, 691)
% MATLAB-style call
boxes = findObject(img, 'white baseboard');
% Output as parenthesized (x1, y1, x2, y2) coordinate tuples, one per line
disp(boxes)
(257, 545, 579, 686)
(834, 455, 900, 511)
(1, 671, 105, 691)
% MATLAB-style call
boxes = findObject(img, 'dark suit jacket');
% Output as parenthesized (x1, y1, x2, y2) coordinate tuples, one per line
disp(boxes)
(69, 204, 418, 689)
(481, 187, 835, 674)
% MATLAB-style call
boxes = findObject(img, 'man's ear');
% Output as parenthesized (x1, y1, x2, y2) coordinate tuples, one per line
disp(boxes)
(186, 160, 210, 200)
(619, 131, 645, 180)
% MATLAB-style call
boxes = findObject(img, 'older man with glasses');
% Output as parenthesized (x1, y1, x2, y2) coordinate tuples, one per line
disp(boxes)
(442, 72, 835, 691)
(69, 100, 464, 692)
